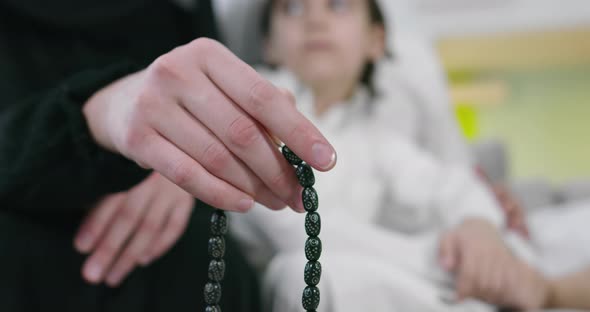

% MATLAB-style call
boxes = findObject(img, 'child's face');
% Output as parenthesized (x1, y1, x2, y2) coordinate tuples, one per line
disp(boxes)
(265, 0, 385, 88)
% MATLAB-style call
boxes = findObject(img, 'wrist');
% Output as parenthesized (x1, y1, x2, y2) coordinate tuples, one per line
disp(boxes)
(83, 86, 116, 152)
(82, 70, 140, 153)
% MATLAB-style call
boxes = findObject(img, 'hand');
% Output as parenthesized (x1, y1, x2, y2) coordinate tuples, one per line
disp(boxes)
(83, 38, 337, 213)
(492, 184, 530, 239)
(439, 219, 547, 310)
(74, 172, 194, 287)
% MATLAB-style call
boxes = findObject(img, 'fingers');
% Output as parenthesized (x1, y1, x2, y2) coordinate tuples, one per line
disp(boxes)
(192, 38, 337, 171)
(75, 193, 124, 253)
(103, 194, 180, 287)
(439, 232, 458, 272)
(81, 184, 154, 284)
(456, 250, 477, 301)
(178, 72, 304, 211)
(144, 200, 193, 262)
(136, 134, 255, 212)
(150, 100, 288, 211)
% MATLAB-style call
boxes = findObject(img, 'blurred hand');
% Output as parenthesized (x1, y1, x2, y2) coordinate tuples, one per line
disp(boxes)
(492, 184, 530, 239)
(74, 172, 194, 287)
(83, 38, 336, 214)
(439, 218, 547, 310)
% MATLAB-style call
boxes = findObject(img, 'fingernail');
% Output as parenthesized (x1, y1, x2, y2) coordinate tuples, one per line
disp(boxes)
(294, 196, 305, 213)
(75, 232, 93, 253)
(296, 201, 305, 213)
(237, 199, 255, 212)
(84, 262, 103, 283)
(312, 143, 336, 170)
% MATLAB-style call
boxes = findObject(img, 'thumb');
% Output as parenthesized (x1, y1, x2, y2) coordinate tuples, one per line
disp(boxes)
(439, 232, 459, 272)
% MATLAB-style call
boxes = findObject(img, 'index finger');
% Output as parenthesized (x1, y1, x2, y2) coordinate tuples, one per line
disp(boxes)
(195, 39, 337, 171)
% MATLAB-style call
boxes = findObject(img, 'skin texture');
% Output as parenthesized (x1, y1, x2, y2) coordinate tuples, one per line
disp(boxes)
(545, 267, 590, 310)
(79, 38, 338, 286)
(75, 173, 194, 286)
(439, 219, 548, 310)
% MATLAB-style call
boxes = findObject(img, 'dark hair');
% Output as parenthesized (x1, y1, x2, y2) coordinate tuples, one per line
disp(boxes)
(260, 0, 388, 97)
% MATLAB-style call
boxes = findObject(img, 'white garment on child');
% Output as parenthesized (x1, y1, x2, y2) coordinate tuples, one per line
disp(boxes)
(230, 67, 527, 312)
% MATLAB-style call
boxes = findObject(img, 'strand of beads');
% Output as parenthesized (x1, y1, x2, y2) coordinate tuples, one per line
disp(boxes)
(282, 146, 322, 312)
(204, 209, 228, 312)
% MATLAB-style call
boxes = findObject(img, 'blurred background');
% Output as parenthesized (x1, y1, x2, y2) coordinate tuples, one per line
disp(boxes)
(418, 0, 590, 183)
(215, 0, 590, 213)
(404, 0, 590, 212)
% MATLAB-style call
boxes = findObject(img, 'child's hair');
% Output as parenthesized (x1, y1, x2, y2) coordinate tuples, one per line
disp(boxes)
(260, 0, 388, 97)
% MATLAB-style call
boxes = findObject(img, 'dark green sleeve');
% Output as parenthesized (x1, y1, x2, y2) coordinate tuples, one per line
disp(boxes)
(0, 62, 150, 216)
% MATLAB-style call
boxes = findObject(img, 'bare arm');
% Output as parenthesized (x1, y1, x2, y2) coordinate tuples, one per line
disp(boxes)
(546, 267, 590, 310)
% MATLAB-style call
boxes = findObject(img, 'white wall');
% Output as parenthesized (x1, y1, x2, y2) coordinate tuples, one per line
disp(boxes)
(406, 0, 590, 38)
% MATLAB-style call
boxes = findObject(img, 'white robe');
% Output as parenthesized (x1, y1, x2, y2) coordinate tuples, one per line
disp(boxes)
(230, 67, 533, 312)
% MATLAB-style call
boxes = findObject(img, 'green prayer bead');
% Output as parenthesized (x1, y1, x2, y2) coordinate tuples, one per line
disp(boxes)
(205, 305, 221, 312)
(296, 163, 315, 187)
(304, 261, 322, 286)
(302, 187, 319, 212)
(208, 236, 226, 259)
(210, 210, 228, 236)
(305, 212, 321, 236)
(282, 145, 303, 166)
(302, 286, 320, 310)
(204, 282, 222, 305)
(208, 259, 225, 282)
(305, 237, 322, 261)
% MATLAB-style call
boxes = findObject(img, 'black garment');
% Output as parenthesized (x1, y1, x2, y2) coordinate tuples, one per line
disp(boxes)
(0, 1, 260, 311)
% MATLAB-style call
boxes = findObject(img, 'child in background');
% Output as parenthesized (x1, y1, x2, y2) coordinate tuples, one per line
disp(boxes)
(230, 0, 546, 311)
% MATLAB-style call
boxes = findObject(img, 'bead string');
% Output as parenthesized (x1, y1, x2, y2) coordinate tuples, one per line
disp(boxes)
(282, 146, 322, 312)
(204, 209, 227, 312)
(203, 146, 322, 312)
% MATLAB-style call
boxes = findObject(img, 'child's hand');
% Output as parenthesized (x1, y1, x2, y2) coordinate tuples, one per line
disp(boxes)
(74, 172, 195, 287)
(439, 218, 547, 309)
(439, 219, 511, 302)
(492, 184, 530, 239)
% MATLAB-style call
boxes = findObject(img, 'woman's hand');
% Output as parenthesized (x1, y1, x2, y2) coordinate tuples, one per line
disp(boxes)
(83, 38, 337, 213)
(74, 172, 194, 287)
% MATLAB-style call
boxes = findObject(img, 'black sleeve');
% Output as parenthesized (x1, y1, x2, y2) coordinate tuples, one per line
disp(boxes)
(0, 62, 150, 216)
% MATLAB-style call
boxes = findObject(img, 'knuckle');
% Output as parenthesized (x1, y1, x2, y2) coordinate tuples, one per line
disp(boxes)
(270, 167, 293, 193)
(246, 78, 276, 113)
(202, 142, 232, 174)
(121, 125, 152, 153)
(189, 37, 220, 55)
(149, 55, 180, 81)
(227, 115, 261, 147)
(286, 119, 310, 144)
(168, 159, 196, 189)
(167, 216, 186, 234)
(118, 204, 140, 224)
(99, 240, 120, 258)
(206, 186, 227, 209)
(139, 217, 160, 236)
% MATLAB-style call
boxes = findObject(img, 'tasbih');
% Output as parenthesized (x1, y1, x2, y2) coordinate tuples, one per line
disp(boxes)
(204, 209, 227, 312)
(203, 145, 322, 311)
(282, 145, 322, 311)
